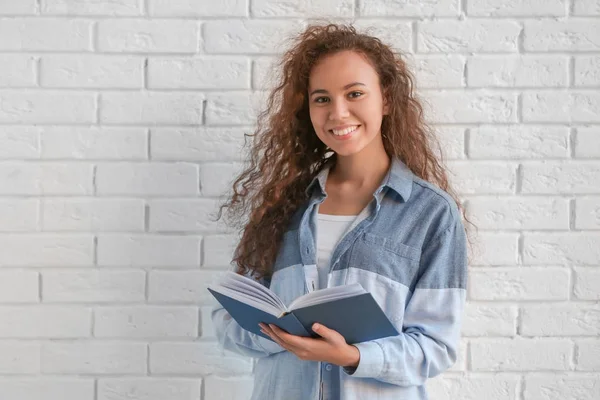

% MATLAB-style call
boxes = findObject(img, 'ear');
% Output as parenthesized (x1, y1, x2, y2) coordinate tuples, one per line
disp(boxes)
(382, 98, 390, 116)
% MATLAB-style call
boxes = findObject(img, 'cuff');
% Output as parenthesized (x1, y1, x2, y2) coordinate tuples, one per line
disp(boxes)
(344, 341, 385, 378)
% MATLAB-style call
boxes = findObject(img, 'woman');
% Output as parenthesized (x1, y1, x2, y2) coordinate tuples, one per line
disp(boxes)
(213, 23, 471, 400)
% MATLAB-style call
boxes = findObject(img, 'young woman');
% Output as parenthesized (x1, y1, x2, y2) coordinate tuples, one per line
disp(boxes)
(213, 24, 471, 400)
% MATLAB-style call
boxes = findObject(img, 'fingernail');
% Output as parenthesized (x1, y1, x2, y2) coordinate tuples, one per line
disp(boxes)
(313, 323, 320, 331)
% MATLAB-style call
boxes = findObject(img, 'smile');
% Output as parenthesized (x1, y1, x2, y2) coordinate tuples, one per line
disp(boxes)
(330, 125, 359, 136)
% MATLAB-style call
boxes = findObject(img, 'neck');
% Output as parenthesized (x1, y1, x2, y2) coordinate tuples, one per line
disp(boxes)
(329, 138, 391, 190)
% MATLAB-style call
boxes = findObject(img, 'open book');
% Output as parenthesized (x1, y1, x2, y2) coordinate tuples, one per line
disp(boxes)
(208, 271, 398, 344)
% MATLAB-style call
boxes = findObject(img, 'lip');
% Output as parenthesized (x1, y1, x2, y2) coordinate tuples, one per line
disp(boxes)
(329, 125, 360, 141)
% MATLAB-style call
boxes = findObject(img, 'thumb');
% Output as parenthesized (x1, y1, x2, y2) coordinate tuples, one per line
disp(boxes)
(312, 323, 341, 342)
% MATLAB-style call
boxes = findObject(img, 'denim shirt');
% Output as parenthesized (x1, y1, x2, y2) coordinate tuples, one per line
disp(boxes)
(212, 157, 468, 400)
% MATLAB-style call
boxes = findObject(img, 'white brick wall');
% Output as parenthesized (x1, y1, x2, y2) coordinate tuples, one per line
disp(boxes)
(0, 1, 598, 399)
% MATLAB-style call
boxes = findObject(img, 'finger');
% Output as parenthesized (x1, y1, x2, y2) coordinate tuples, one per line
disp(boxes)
(269, 324, 314, 349)
(312, 323, 344, 343)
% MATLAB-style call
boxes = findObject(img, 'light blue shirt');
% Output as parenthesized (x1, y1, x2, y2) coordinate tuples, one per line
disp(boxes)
(212, 157, 468, 400)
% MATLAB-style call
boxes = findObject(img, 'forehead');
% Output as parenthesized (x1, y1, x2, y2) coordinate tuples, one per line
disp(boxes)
(308, 51, 380, 89)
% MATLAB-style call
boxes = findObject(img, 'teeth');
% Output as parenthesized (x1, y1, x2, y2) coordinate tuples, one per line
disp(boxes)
(331, 126, 358, 136)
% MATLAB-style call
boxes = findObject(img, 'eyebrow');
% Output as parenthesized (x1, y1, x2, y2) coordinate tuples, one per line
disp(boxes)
(309, 82, 366, 97)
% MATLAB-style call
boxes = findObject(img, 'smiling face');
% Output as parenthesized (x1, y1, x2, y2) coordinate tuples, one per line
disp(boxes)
(308, 50, 389, 158)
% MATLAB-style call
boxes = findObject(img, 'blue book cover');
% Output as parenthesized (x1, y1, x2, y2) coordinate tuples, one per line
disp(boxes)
(208, 272, 398, 344)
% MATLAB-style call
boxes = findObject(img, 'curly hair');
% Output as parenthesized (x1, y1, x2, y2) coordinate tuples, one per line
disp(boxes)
(219, 23, 474, 280)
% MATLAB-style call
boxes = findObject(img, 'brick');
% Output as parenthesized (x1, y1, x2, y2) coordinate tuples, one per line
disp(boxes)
(42, 199, 144, 232)
(574, 55, 600, 86)
(0, 306, 91, 338)
(149, 342, 252, 374)
(204, 376, 254, 400)
(0, 235, 93, 267)
(418, 21, 521, 53)
(576, 197, 600, 229)
(94, 306, 198, 338)
(523, 233, 600, 265)
(467, 0, 565, 16)
(574, 0, 600, 15)
(148, 57, 250, 89)
(98, 378, 202, 400)
(427, 374, 519, 400)
(576, 339, 600, 370)
(0, 378, 93, 400)
(471, 339, 572, 371)
(575, 127, 600, 158)
(469, 125, 568, 159)
(147, 0, 247, 16)
(423, 91, 517, 123)
(469, 233, 519, 266)
(435, 127, 465, 160)
(521, 162, 600, 194)
(42, 341, 146, 374)
(96, 163, 199, 196)
(466, 197, 569, 230)
(42, 0, 140, 15)
(206, 92, 259, 125)
(574, 267, 600, 300)
(98, 20, 198, 53)
(149, 199, 226, 233)
(0, 18, 90, 50)
(409, 55, 464, 88)
(200, 162, 244, 197)
(0, 163, 93, 195)
(204, 20, 305, 54)
(0, 342, 40, 373)
(522, 92, 600, 123)
(359, 0, 458, 16)
(200, 306, 216, 339)
(252, 57, 278, 90)
(0, 199, 38, 231)
(462, 304, 517, 337)
(41, 55, 142, 88)
(43, 270, 146, 302)
(469, 267, 569, 300)
(447, 161, 517, 195)
(100, 93, 203, 124)
(0, 0, 36, 14)
(522, 304, 600, 336)
(0, 55, 36, 87)
(41, 127, 146, 159)
(0, 92, 95, 123)
(524, 20, 600, 51)
(0, 270, 38, 302)
(468, 56, 567, 87)
(148, 270, 224, 303)
(151, 128, 246, 161)
(356, 21, 413, 52)
(97, 235, 200, 267)
(203, 235, 238, 267)
(253, 0, 353, 17)
(524, 375, 600, 399)
(0, 126, 40, 159)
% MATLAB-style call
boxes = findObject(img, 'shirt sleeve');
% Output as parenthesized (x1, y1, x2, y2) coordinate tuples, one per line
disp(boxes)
(343, 217, 468, 386)
(211, 273, 287, 358)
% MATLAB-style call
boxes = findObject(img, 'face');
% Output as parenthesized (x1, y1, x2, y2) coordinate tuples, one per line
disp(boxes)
(308, 50, 388, 157)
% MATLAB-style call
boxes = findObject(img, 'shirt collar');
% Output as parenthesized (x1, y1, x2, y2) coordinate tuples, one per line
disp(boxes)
(305, 157, 414, 202)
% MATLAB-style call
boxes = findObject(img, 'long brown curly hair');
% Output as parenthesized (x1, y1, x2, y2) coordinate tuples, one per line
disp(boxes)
(219, 23, 474, 280)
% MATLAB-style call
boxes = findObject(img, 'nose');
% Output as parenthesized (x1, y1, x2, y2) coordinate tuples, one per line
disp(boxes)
(328, 98, 350, 120)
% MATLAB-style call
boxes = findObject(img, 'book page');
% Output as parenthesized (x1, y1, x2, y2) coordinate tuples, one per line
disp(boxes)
(288, 283, 366, 311)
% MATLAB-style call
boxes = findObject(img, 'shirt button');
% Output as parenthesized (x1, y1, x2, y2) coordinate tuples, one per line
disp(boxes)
(325, 364, 332, 371)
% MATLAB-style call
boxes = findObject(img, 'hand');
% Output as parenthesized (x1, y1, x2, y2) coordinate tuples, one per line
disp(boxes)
(259, 322, 360, 368)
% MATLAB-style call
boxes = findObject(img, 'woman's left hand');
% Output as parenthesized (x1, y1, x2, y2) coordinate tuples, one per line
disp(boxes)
(259, 322, 360, 368)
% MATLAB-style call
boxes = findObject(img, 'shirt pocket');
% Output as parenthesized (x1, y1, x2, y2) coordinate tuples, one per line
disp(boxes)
(349, 232, 421, 291)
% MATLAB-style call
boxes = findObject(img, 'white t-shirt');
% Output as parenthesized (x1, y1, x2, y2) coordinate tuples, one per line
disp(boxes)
(316, 208, 369, 290)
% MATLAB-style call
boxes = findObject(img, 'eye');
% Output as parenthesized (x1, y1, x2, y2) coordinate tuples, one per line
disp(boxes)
(314, 96, 329, 104)
(348, 91, 363, 99)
